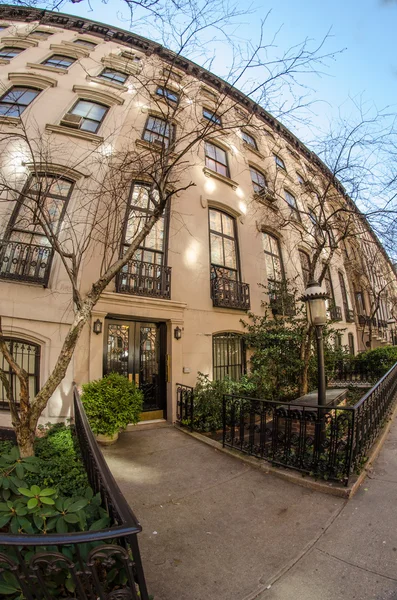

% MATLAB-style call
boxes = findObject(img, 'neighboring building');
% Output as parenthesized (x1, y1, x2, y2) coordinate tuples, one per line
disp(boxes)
(0, 6, 396, 426)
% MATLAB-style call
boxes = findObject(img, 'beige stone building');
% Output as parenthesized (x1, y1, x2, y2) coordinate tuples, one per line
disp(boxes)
(0, 6, 396, 427)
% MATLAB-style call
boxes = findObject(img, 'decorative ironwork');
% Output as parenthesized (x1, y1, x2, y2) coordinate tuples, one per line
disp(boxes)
(327, 360, 377, 387)
(176, 361, 397, 485)
(0, 339, 40, 411)
(116, 260, 171, 299)
(176, 384, 194, 431)
(210, 266, 250, 310)
(329, 305, 342, 321)
(0, 388, 149, 600)
(0, 240, 53, 286)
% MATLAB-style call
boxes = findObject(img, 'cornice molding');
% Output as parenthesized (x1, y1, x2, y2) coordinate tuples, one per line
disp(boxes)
(72, 84, 124, 106)
(0, 35, 38, 48)
(50, 42, 89, 59)
(8, 71, 57, 88)
(24, 161, 90, 179)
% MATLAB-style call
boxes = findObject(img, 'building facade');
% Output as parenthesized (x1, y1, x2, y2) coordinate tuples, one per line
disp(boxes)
(0, 5, 396, 426)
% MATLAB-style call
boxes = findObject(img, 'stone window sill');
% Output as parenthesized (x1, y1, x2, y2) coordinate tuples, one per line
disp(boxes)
(243, 142, 264, 160)
(0, 116, 21, 127)
(45, 123, 103, 144)
(135, 138, 177, 159)
(254, 193, 279, 211)
(86, 75, 128, 92)
(203, 167, 238, 189)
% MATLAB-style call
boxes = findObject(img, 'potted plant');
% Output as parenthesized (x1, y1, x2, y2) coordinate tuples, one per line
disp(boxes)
(81, 373, 144, 445)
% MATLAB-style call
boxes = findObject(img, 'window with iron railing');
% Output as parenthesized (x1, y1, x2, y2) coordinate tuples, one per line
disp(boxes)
(213, 333, 246, 381)
(0, 339, 40, 411)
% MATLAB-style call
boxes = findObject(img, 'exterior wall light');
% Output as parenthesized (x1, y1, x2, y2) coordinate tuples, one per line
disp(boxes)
(174, 326, 182, 340)
(301, 281, 329, 407)
(93, 319, 103, 335)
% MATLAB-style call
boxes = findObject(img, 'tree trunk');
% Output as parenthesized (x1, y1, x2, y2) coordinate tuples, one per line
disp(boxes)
(15, 425, 35, 458)
(299, 326, 312, 396)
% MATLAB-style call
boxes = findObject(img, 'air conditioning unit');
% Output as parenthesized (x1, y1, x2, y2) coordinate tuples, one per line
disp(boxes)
(60, 113, 83, 129)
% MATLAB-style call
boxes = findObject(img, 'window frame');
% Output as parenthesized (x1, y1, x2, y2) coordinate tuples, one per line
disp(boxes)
(324, 266, 335, 305)
(42, 54, 76, 70)
(4, 173, 75, 246)
(0, 338, 40, 411)
(208, 208, 241, 282)
(67, 98, 109, 134)
(204, 141, 230, 178)
(348, 332, 355, 355)
(121, 181, 170, 267)
(338, 271, 350, 321)
(155, 86, 179, 104)
(249, 165, 267, 194)
(212, 332, 246, 382)
(284, 189, 301, 221)
(73, 39, 97, 49)
(241, 130, 258, 150)
(202, 107, 222, 126)
(274, 154, 286, 170)
(98, 67, 128, 85)
(299, 249, 311, 286)
(0, 86, 41, 117)
(142, 114, 175, 149)
(0, 46, 24, 59)
(262, 231, 285, 291)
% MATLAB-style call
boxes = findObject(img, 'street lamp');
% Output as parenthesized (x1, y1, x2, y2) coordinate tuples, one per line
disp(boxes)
(387, 317, 396, 345)
(302, 281, 329, 407)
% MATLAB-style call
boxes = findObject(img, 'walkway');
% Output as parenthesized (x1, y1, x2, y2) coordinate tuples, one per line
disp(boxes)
(102, 422, 397, 600)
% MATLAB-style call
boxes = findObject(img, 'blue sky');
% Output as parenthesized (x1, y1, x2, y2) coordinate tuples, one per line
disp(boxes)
(43, 0, 397, 140)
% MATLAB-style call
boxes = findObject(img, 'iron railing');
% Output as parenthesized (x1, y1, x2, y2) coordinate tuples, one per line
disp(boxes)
(0, 239, 53, 286)
(116, 259, 171, 299)
(210, 266, 250, 310)
(329, 305, 342, 321)
(176, 383, 194, 431)
(0, 387, 149, 600)
(176, 362, 397, 485)
(327, 360, 378, 387)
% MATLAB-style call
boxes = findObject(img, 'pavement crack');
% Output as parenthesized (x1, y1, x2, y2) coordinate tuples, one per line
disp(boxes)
(316, 548, 397, 582)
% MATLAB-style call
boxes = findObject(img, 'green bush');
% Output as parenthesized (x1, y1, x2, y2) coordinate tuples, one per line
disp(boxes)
(82, 373, 143, 436)
(356, 346, 397, 379)
(31, 423, 89, 496)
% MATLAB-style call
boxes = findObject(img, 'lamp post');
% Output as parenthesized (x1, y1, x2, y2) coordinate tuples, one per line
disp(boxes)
(387, 317, 396, 345)
(302, 281, 329, 407)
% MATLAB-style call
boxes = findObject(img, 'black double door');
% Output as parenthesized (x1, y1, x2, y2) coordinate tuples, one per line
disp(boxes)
(104, 319, 166, 416)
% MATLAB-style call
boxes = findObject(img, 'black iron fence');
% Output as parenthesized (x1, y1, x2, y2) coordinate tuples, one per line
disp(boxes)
(0, 387, 149, 600)
(176, 362, 397, 485)
(327, 359, 378, 387)
(0, 240, 53, 286)
(176, 383, 194, 430)
(116, 259, 171, 299)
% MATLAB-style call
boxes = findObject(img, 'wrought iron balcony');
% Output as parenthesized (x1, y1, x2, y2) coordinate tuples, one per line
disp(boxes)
(346, 308, 355, 323)
(0, 239, 53, 286)
(329, 305, 342, 321)
(210, 266, 250, 310)
(116, 259, 171, 299)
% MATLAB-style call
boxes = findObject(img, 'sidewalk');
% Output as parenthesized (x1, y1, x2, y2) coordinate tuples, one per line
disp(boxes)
(102, 422, 397, 600)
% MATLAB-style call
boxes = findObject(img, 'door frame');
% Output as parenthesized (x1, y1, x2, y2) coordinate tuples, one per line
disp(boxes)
(103, 315, 167, 418)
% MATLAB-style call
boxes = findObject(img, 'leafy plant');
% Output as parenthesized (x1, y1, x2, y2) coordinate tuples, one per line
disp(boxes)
(0, 445, 40, 502)
(82, 373, 144, 436)
(356, 346, 397, 379)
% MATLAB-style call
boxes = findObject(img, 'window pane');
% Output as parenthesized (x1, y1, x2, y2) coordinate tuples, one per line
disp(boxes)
(213, 333, 245, 381)
(210, 233, 223, 264)
(71, 100, 93, 118)
(209, 209, 222, 233)
(205, 142, 216, 160)
(223, 238, 236, 269)
(214, 146, 226, 165)
(222, 213, 234, 237)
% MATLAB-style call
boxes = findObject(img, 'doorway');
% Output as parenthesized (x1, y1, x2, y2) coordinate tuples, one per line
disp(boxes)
(104, 318, 167, 419)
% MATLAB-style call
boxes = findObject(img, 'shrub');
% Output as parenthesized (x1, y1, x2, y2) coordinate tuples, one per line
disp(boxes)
(82, 373, 143, 436)
(356, 346, 397, 379)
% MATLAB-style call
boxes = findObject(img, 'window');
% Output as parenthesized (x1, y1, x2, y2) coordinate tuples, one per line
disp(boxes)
(156, 86, 179, 103)
(0, 339, 40, 411)
(203, 108, 221, 126)
(262, 232, 284, 291)
(299, 250, 310, 286)
(213, 333, 246, 381)
(324, 266, 335, 306)
(250, 166, 267, 194)
(284, 190, 300, 221)
(209, 209, 238, 280)
(355, 291, 366, 316)
(205, 142, 229, 177)
(242, 131, 258, 150)
(334, 332, 342, 350)
(122, 183, 167, 266)
(348, 333, 355, 355)
(67, 99, 108, 133)
(297, 173, 305, 184)
(143, 115, 174, 148)
(29, 30, 52, 39)
(274, 154, 286, 170)
(0, 26, 7, 31)
(0, 86, 40, 117)
(5, 174, 74, 246)
(98, 68, 128, 84)
(42, 54, 76, 69)
(0, 46, 24, 59)
(73, 39, 96, 49)
(338, 271, 350, 321)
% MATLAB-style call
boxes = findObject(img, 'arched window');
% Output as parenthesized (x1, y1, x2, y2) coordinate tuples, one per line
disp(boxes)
(213, 333, 246, 381)
(0, 339, 40, 410)
(209, 208, 239, 281)
(262, 232, 284, 291)
(299, 250, 310, 286)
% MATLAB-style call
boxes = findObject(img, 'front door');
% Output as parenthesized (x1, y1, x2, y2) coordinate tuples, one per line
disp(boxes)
(104, 319, 166, 418)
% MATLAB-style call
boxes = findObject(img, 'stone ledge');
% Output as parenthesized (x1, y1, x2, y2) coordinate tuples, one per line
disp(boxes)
(45, 123, 103, 144)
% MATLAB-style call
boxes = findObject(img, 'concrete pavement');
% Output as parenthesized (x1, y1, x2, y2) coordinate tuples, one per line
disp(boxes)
(102, 422, 397, 600)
